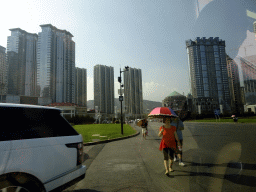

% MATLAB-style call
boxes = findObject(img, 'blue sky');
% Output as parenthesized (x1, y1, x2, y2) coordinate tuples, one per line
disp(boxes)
(1, 0, 255, 102)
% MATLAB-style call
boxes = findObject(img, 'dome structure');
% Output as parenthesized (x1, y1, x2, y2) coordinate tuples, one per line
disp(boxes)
(167, 91, 184, 97)
(162, 91, 187, 111)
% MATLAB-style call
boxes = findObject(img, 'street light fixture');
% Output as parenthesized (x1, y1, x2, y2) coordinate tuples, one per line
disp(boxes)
(118, 66, 129, 135)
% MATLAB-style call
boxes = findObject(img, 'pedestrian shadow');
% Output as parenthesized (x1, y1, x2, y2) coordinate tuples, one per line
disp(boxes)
(70, 190, 101, 192)
(184, 161, 256, 171)
(173, 169, 256, 187)
(174, 160, 256, 187)
(83, 153, 90, 161)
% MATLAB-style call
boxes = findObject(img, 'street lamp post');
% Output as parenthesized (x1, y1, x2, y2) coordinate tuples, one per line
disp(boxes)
(118, 66, 129, 135)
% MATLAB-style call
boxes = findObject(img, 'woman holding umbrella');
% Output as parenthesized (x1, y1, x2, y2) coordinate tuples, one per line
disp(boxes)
(158, 117, 181, 175)
(148, 107, 182, 175)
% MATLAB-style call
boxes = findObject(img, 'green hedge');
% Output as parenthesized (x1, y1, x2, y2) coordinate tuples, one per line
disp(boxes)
(64, 115, 95, 125)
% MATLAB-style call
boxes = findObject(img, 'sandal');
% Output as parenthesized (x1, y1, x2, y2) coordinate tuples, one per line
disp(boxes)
(169, 168, 174, 172)
(165, 170, 169, 175)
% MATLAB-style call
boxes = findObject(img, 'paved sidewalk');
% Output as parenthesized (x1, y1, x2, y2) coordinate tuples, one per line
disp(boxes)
(64, 124, 162, 192)
(63, 123, 196, 192)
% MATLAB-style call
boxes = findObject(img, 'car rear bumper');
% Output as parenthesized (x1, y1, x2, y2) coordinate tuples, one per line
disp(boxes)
(44, 165, 86, 192)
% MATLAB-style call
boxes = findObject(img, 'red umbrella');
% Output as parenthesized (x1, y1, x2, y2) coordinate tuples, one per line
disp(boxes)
(148, 107, 178, 118)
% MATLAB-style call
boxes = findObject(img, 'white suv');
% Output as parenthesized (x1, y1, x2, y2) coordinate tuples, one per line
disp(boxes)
(0, 103, 86, 192)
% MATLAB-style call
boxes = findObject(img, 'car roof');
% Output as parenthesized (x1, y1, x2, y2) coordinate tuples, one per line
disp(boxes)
(0, 103, 61, 111)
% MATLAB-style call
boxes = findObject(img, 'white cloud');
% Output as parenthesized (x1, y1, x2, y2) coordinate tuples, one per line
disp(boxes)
(142, 81, 178, 102)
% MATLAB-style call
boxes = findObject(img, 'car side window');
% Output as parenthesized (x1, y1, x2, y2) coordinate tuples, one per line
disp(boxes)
(0, 107, 79, 141)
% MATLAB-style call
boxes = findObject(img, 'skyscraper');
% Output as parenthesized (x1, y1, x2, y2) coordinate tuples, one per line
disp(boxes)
(240, 56, 256, 105)
(94, 64, 114, 114)
(0, 46, 7, 100)
(75, 67, 87, 107)
(253, 21, 256, 33)
(123, 67, 143, 116)
(226, 55, 243, 113)
(37, 24, 75, 103)
(186, 37, 231, 113)
(6, 28, 38, 96)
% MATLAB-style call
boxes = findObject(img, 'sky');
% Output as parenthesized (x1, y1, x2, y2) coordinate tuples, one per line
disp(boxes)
(0, 0, 255, 102)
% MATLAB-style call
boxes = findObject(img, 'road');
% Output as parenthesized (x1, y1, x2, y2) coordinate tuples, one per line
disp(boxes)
(63, 122, 256, 192)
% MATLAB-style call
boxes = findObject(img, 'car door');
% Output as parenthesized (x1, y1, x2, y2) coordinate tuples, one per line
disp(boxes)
(0, 141, 11, 175)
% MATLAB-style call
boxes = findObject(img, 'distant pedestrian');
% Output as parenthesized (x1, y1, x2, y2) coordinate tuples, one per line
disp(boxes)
(158, 117, 181, 175)
(140, 119, 148, 139)
(171, 116, 185, 166)
(145, 119, 149, 136)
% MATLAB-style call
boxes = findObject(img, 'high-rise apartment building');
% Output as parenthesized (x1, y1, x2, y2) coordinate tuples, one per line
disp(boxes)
(75, 67, 87, 107)
(94, 64, 114, 114)
(123, 67, 143, 116)
(253, 21, 256, 33)
(37, 24, 75, 103)
(6, 28, 38, 96)
(0, 46, 7, 99)
(226, 55, 244, 113)
(186, 37, 231, 113)
(240, 55, 256, 105)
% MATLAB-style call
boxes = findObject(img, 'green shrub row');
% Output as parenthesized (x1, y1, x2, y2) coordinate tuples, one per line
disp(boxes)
(64, 115, 95, 125)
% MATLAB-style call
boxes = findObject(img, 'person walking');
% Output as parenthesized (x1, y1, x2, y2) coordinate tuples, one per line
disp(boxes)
(145, 119, 149, 136)
(140, 119, 148, 140)
(158, 117, 181, 175)
(171, 116, 185, 166)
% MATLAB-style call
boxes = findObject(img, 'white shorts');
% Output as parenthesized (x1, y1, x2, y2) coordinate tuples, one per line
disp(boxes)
(142, 128, 147, 134)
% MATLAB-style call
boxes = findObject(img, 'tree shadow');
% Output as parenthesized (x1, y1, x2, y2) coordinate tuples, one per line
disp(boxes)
(185, 161, 256, 171)
(174, 162, 256, 187)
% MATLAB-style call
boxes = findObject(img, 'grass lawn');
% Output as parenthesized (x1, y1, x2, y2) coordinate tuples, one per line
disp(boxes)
(73, 124, 137, 143)
(188, 117, 256, 123)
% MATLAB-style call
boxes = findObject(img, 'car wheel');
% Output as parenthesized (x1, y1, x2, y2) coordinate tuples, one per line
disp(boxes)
(0, 174, 46, 192)
(1, 185, 30, 192)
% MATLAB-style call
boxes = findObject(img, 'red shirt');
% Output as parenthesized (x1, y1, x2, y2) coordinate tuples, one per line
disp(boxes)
(159, 125, 177, 151)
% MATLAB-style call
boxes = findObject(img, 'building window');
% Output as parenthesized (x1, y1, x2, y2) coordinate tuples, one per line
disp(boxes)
(200, 45, 205, 51)
(201, 51, 206, 58)
(216, 71, 221, 77)
(201, 57, 206, 64)
(215, 58, 220, 64)
(204, 91, 209, 97)
(203, 77, 208, 84)
(213, 45, 218, 52)
(215, 63, 220, 71)
(204, 83, 209, 90)
(217, 84, 223, 91)
(202, 71, 208, 78)
(214, 52, 219, 57)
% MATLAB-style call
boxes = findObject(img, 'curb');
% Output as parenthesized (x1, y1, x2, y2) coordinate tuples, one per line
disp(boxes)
(83, 125, 140, 146)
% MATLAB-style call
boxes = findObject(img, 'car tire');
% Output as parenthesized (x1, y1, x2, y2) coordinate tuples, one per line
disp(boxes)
(0, 173, 46, 192)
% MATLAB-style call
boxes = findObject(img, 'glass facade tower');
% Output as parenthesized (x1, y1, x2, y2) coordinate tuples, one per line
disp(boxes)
(37, 24, 75, 103)
(186, 37, 231, 113)
(0, 46, 7, 98)
(240, 56, 256, 105)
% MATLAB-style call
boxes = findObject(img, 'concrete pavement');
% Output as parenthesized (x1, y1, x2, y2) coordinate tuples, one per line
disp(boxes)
(62, 122, 256, 192)
(63, 122, 201, 192)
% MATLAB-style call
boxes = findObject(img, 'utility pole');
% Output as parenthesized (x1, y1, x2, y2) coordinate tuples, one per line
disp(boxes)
(118, 66, 129, 135)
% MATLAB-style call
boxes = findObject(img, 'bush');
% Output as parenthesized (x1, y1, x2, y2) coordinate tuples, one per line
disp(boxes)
(64, 115, 95, 125)
(115, 120, 120, 124)
(112, 118, 116, 123)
